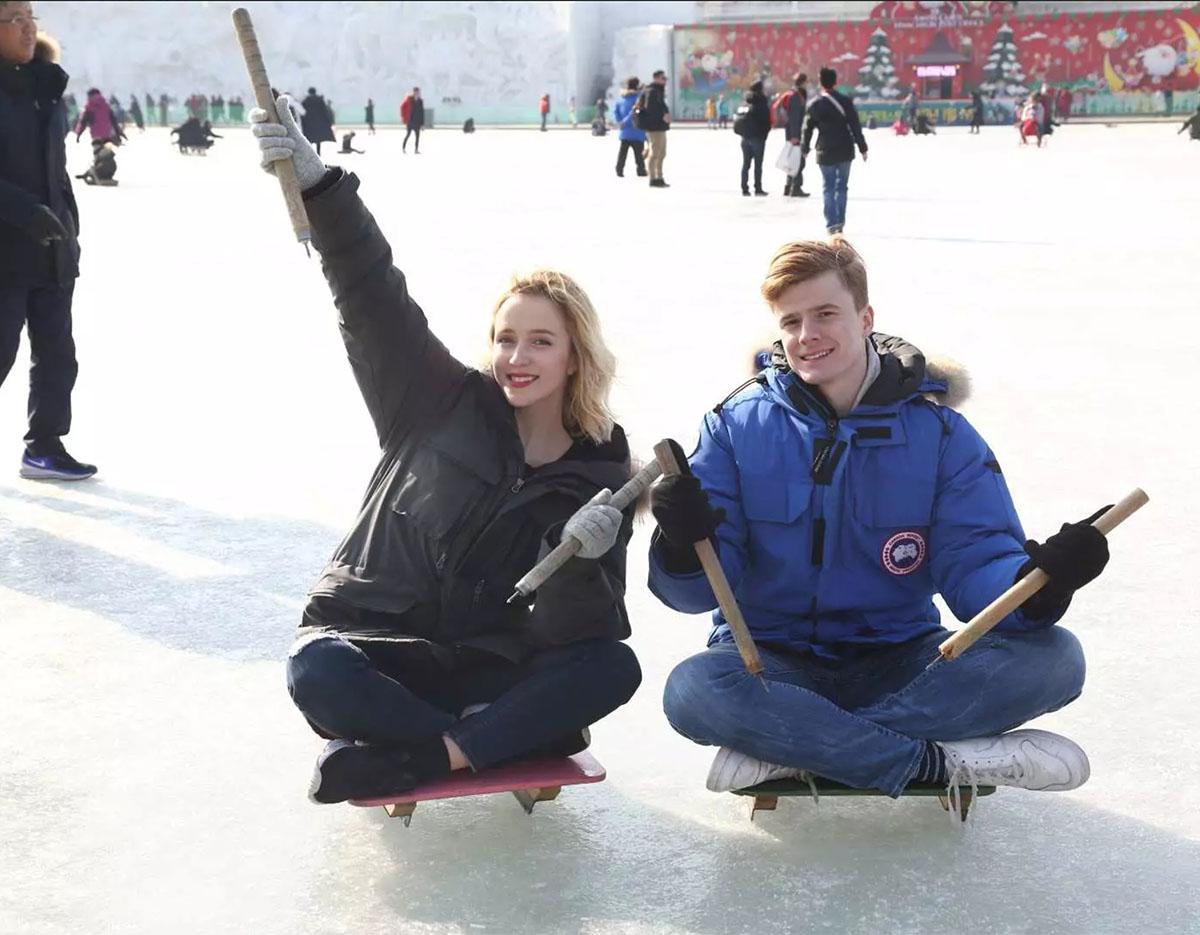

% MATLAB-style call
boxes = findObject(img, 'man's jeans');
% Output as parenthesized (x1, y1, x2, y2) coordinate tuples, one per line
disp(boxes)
(819, 160, 852, 230)
(663, 627, 1085, 796)
(0, 282, 79, 450)
(287, 634, 641, 770)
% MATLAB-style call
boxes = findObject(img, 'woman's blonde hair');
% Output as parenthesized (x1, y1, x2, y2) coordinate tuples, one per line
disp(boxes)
(486, 270, 616, 444)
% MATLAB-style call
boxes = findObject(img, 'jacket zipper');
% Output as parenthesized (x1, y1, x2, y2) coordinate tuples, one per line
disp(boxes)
(793, 380, 838, 646)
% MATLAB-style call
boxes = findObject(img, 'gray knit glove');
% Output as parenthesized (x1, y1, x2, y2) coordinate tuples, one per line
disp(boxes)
(562, 489, 623, 560)
(248, 94, 325, 190)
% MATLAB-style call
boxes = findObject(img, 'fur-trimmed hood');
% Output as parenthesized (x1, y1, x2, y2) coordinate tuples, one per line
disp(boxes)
(34, 34, 61, 63)
(751, 332, 971, 410)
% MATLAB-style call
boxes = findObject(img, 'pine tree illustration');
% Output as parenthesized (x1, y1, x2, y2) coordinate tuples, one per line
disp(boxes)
(980, 22, 1029, 97)
(855, 27, 902, 99)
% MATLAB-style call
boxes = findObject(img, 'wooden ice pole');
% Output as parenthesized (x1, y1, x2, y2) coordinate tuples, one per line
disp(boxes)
(653, 440, 764, 677)
(936, 488, 1149, 663)
(232, 8, 311, 248)
(507, 458, 663, 603)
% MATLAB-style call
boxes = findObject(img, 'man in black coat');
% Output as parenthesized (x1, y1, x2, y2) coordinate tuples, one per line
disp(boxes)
(781, 73, 809, 197)
(0, 4, 95, 480)
(638, 70, 671, 188)
(300, 86, 335, 155)
(738, 79, 771, 196)
(801, 67, 868, 235)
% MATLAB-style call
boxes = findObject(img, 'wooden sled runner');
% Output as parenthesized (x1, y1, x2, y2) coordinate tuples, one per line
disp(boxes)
(733, 777, 996, 822)
(350, 751, 605, 826)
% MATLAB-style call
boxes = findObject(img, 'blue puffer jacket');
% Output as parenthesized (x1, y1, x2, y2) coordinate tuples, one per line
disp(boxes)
(649, 335, 1065, 660)
(613, 91, 646, 143)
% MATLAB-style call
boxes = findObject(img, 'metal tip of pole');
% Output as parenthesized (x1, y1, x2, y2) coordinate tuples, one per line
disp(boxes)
(506, 590, 521, 605)
(302, 241, 311, 257)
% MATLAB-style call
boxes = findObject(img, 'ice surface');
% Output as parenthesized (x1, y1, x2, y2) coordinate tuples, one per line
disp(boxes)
(2, 123, 1198, 934)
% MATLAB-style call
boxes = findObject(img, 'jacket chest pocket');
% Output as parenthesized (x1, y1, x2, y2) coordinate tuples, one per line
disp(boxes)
(390, 428, 503, 546)
(850, 440, 936, 529)
(741, 473, 814, 525)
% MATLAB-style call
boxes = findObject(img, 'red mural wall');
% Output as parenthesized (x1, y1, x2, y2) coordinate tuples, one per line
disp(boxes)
(672, 1, 1200, 121)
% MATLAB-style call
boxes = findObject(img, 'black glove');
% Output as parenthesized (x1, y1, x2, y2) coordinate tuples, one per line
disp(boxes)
(651, 440, 726, 574)
(26, 205, 68, 246)
(1017, 505, 1111, 619)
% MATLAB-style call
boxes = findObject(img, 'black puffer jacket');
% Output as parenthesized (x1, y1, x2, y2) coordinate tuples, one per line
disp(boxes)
(0, 37, 79, 287)
(801, 90, 868, 166)
(298, 170, 634, 662)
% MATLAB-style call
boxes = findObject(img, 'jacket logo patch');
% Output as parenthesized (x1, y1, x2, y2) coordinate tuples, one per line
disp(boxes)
(882, 531, 926, 575)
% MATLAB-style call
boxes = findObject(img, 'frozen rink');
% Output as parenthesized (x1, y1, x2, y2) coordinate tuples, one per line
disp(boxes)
(2, 121, 1198, 935)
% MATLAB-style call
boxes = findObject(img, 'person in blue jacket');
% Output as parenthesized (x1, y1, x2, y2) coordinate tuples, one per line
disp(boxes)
(612, 76, 647, 178)
(648, 237, 1110, 798)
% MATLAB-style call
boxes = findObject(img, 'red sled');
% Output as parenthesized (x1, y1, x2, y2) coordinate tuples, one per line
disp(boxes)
(350, 751, 605, 826)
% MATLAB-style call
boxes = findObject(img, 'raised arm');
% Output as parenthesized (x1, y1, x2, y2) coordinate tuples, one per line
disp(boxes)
(251, 99, 469, 449)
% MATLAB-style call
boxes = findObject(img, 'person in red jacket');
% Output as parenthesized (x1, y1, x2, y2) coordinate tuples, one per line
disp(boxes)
(539, 92, 550, 132)
(400, 87, 424, 154)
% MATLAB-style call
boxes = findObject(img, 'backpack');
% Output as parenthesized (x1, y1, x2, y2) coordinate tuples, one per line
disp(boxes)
(770, 90, 793, 129)
(631, 91, 646, 130)
(732, 103, 752, 136)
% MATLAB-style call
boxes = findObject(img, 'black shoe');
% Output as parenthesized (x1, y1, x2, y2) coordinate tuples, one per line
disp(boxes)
(636, 169, 648, 177)
(793, 189, 811, 198)
(742, 188, 750, 196)
(754, 189, 768, 196)
(308, 738, 450, 805)
(616, 169, 624, 177)
(20, 446, 97, 481)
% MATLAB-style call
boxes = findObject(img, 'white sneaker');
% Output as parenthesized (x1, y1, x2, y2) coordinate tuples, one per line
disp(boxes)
(938, 729, 1090, 792)
(705, 747, 809, 792)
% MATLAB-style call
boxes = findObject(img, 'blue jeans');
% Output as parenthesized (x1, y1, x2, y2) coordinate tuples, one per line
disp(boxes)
(287, 634, 641, 770)
(819, 160, 852, 230)
(663, 627, 1085, 796)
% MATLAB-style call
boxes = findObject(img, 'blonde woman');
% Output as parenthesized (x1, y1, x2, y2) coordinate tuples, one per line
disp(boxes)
(250, 98, 641, 804)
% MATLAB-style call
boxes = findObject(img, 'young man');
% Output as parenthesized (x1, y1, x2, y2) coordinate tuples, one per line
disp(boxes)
(638, 69, 671, 189)
(0, 1, 96, 479)
(801, 68, 867, 235)
(648, 238, 1107, 798)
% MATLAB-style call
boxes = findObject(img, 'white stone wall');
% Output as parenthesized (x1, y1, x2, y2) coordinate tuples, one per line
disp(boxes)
(36, 0, 578, 125)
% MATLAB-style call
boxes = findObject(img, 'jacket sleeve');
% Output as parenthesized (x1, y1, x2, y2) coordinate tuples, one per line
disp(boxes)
(304, 169, 469, 449)
(0, 177, 40, 230)
(648, 411, 749, 614)
(801, 104, 817, 151)
(929, 411, 1066, 632)
(847, 100, 868, 153)
(524, 509, 634, 647)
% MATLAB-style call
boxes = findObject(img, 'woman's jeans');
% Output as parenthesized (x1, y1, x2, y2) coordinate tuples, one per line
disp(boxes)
(663, 627, 1085, 796)
(287, 633, 641, 770)
(819, 159, 852, 230)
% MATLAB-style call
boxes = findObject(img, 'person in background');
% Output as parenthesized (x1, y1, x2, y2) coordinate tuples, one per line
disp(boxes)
(781, 72, 809, 198)
(737, 79, 771, 197)
(300, 86, 335, 155)
(75, 87, 121, 145)
(801, 67, 868, 235)
(0, 1, 96, 479)
(400, 86, 424, 153)
(612, 76, 647, 179)
(364, 98, 375, 134)
(338, 130, 364, 154)
(717, 93, 729, 129)
(1177, 102, 1200, 140)
(637, 69, 671, 188)
(970, 87, 984, 134)
(539, 92, 550, 131)
(705, 96, 716, 129)
(128, 94, 143, 130)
